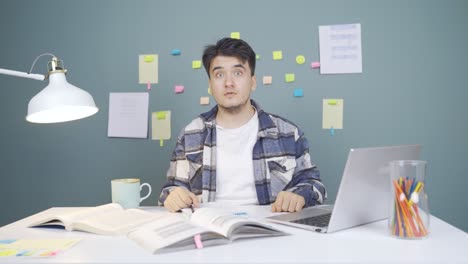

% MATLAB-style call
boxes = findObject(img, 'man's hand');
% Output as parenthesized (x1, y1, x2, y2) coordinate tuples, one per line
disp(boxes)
(163, 187, 199, 212)
(271, 191, 305, 212)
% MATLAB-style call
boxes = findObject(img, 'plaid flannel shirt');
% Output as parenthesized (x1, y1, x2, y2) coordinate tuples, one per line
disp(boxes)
(159, 100, 326, 207)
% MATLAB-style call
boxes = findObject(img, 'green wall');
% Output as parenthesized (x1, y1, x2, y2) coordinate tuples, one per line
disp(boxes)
(1, 0, 467, 232)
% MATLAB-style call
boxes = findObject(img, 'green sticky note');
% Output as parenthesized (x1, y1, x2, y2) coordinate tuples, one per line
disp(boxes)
(273, 51, 283, 60)
(256, 54, 260, 60)
(144, 55, 154, 62)
(285, 73, 295, 83)
(192, 60, 202, 69)
(230, 32, 240, 39)
(156, 112, 166, 119)
(328, 99, 337, 105)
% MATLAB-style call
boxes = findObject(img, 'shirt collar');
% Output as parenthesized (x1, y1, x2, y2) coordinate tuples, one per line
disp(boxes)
(200, 99, 278, 137)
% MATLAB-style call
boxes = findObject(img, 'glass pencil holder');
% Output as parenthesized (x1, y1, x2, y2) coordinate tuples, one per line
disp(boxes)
(388, 160, 430, 239)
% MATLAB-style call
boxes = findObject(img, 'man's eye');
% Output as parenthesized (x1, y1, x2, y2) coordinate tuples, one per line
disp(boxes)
(234, 70, 243, 76)
(215, 72, 224, 78)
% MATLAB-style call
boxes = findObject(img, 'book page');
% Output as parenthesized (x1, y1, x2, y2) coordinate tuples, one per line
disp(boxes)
(189, 208, 280, 239)
(27, 205, 114, 230)
(75, 208, 164, 235)
(127, 213, 226, 254)
(28, 204, 159, 235)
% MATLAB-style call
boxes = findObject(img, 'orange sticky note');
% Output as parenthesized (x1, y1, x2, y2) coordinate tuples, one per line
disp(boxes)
(200, 97, 210, 105)
(263, 76, 272, 85)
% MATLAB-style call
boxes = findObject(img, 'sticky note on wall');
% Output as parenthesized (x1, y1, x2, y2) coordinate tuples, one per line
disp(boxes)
(152, 111, 171, 144)
(192, 60, 202, 69)
(139, 54, 158, 84)
(293, 89, 303, 97)
(296, 55, 306, 65)
(200, 97, 210, 105)
(322, 99, 344, 129)
(174, 85, 184, 94)
(230, 32, 240, 39)
(285, 73, 295, 83)
(263, 76, 272, 85)
(171, 49, 181, 55)
(273, 51, 283, 60)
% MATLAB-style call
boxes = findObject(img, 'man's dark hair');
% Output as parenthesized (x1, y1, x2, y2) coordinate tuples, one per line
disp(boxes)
(202, 38, 256, 78)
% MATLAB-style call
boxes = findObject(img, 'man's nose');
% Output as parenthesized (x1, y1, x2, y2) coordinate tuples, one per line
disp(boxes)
(224, 74, 234, 87)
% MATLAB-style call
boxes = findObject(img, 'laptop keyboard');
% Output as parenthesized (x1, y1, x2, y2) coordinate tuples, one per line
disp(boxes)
(291, 213, 332, 227)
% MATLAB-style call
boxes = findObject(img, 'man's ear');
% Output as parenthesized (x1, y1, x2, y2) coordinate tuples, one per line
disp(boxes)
(251, 75, 257, 91)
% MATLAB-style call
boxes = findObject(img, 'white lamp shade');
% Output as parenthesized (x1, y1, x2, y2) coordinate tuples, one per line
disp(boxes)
(26, 72, 98, 123)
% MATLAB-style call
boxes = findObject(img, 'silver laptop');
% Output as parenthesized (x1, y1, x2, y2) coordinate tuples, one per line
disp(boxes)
(267, 145, 421, 233)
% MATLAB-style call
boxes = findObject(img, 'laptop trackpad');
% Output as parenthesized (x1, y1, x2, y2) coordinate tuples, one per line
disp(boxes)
(268, 205, 333, 222)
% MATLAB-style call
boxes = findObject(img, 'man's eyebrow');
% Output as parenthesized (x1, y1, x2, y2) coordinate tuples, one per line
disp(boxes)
(211, 64, 245, 73)
(233, 64, 246, 69)
(211, 66, 223, 73)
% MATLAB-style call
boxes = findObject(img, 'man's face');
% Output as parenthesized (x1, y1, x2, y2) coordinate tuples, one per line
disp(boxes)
(208, 56, 256, 112)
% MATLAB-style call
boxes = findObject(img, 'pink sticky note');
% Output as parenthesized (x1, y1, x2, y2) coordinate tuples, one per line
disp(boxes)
(175, 85, 184, 94)
(311, 61, 320, 68)
(147, 83, 151, 90)
(194, 234, 203, 249)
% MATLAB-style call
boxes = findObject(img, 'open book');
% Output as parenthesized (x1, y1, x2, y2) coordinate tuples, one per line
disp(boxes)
(29, 204, 288, 254)
(127, 207, 288, 254)
(28, 203, 161, 236)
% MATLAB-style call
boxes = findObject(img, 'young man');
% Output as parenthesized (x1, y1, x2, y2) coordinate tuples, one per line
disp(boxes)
(159, 38, 326, 212)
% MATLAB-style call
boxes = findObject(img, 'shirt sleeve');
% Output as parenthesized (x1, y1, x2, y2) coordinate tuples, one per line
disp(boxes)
(284, 131, 327, 207)
(158, 131, 191, 206)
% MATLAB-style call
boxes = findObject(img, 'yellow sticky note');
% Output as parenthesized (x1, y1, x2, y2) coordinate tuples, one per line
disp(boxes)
(192, 60, 202, 69)
(322, 99, 344, 129)
(263, 76, 272, 85)
(328, 99, 337, 105)
(273, 51, 283, 60)
(256, 55, 260, 60)
(200, 97, 210, 105)
(139, 54, 158, 84)
(156, 112, 166, 119)
(144, 55, 154, 62)
(152, 111, 171, 142)
(230, 32, 240, 39)
(296, 55, 305, 65)
(0, 249, 17, 256)
(285, 73, 295, 83)
(207, 87, 212, 95)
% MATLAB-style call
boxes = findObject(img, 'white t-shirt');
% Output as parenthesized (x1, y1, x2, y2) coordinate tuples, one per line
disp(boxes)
(215, 111, 259, 206)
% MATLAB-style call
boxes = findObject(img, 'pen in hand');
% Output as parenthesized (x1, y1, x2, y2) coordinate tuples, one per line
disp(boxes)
(176, 204, 195, 213)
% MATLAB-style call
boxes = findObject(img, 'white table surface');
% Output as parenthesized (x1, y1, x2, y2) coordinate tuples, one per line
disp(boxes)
(0, 205, 467, 263)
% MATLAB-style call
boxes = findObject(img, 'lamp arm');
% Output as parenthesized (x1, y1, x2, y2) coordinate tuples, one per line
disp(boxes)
(0, 53, 58, 82)
(0, 68, 45, 81)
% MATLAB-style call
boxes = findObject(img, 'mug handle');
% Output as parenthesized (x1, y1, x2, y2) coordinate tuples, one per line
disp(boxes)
(140, 183, 152, 202)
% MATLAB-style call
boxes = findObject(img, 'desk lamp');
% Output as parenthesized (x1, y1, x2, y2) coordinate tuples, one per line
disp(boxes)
(0, 53, 99, 123)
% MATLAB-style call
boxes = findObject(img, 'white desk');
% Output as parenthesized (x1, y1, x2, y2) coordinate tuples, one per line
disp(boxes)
(0, 206, 467, 263)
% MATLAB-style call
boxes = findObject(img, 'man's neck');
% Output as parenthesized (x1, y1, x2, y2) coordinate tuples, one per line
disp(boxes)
(216, 102, 255, 129)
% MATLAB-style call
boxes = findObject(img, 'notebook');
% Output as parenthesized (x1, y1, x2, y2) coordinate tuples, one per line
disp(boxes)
(266, 145, 421, 233)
